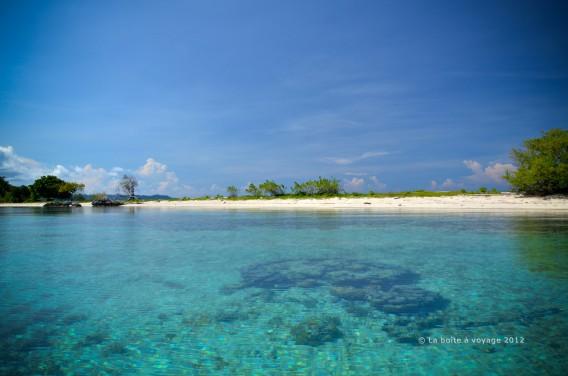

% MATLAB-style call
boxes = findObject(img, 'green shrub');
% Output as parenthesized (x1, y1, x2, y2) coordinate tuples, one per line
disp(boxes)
(505, 128, 568, 195)
(226, 185, 238, 198)
(259, 180, 285, 196)
(245, 183, 261, 197)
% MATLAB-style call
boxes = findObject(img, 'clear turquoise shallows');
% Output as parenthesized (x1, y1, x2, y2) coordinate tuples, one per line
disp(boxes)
(1, 207, 567, 375)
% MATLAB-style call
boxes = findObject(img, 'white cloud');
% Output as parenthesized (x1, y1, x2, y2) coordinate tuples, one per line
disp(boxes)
(134, 158, 188, 195)
(0, 145, 47, 184)
(369, 176, 386, 191)
(431, 160, 516, 191)
(323, 151, 389, 165)
(464, 160, 516, 184)
(343, 177, 365, 192)
(430, 178, 460, 190)
(55, 164, 123, 193)
(137, 158, 168, 176)
(0, 145, 190, 196)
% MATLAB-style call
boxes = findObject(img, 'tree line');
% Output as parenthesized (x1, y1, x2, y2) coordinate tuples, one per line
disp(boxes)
(227, 177, 342, 198)
(0, 175, 85, 203)
(1, 129, 565, 202)
(0, 174, 140, 203)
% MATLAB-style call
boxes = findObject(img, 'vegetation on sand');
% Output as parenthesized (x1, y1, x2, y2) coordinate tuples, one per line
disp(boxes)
(504, 128, 568, 195)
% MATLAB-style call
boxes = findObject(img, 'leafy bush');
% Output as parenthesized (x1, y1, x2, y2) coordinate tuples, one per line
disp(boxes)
(505, 129, 568, 195)
(226, 185, 238, 198)
(258, 180, 285, 196)
(291, 177, 341, 196)
(245, 183, 261, 197)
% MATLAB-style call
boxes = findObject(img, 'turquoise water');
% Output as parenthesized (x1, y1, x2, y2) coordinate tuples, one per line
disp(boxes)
(1, 208, 567, 375)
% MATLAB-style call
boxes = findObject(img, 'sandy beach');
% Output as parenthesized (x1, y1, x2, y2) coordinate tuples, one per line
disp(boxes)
(3, 194, 568, 212)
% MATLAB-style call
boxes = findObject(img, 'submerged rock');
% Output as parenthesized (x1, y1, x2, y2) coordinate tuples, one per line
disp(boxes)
(227, 258, 451, 344)
(369, 285, 449, 315)
(43, 201, 81, 208)
(62, 313, 88, 325)
(102, 342, 128, 356)
(76, 332, 108, 348)
(290, 316, 343, 346)
(236, 258, 419, 291)
(382, 311, 445, 345)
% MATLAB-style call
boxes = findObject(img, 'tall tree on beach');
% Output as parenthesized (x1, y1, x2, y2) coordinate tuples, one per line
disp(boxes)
(120, 174, 138, 199)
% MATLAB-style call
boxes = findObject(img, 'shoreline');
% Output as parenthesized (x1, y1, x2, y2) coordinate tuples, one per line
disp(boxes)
(2, 195, 568, 212)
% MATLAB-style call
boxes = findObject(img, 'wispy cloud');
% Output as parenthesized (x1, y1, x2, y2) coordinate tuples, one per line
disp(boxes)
(323, 151, 389, 165)
(279, 113, 359, 134)
(0, 146, 46, 184)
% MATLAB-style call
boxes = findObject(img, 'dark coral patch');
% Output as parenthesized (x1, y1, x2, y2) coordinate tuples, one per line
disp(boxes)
(291, 316, 343, 346)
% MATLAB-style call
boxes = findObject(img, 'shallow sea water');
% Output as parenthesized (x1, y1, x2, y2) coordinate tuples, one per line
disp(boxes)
(1, 207, 567, 375)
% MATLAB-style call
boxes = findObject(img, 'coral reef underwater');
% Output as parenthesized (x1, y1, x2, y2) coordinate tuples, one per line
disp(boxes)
(224, 258, 450, 345)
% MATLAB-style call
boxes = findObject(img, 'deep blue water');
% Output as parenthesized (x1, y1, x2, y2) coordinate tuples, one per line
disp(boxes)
(1, 207, 567, 375)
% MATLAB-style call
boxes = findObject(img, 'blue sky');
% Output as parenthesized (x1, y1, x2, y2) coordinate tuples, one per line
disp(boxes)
(1, 0, 567, 195)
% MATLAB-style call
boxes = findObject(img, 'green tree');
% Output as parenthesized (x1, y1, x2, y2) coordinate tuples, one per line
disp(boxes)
(259, 180, 285, 196)
(226, 185, 239, 198)
(245, 183, 260, 197)
(505, 129, 568, 195)
(9, 185, 32, 202)
(30, 175, 67, 200)
(291, 177, 340, 196)
(0, 176, 10, 198)
(59, 182, 85, 199)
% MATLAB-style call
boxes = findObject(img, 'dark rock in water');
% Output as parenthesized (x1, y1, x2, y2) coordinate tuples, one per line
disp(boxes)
(291, 316, 343, 346)
(345, 303, 372, 317)
(17, 329, 54, 351)
(216, 310, 244, 323)
(43, 201, 81, 208)
(91, 199, 123, 207)
(382, 312, 445, 345)
(236, 258, 419, 291)
(369, 285, 448, 315)
(158, 313, 169, 321)
(77, 332, 108, 347)
(31, 306, 65, 323)
(228, 258, 451, 344)
(220, 283, 246, 295)
(330, 286, 369, 301)
(102, 342, 128, 356)
(62, 313, 88, 325)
